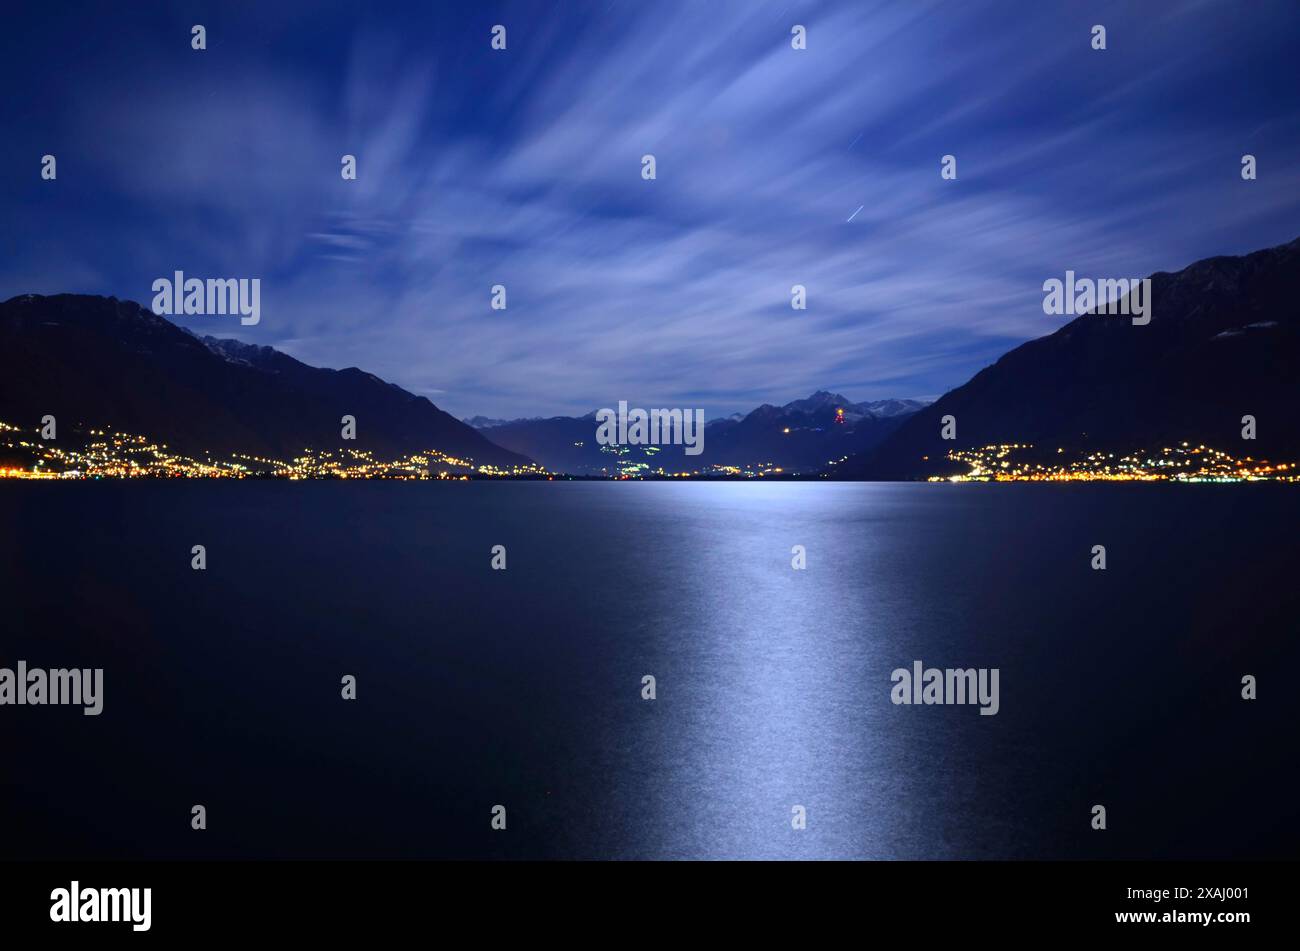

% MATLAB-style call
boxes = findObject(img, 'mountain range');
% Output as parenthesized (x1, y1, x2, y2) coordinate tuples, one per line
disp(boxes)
(845, 235, 1300, 478)
(2, 234, 1297, 479)
(0, 292, 923, 476)
(465, 393, 929, 475)
(0, 294, 530, 469)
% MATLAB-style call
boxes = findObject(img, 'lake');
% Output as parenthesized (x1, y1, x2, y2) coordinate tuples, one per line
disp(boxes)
(1, 481, 1296, 859)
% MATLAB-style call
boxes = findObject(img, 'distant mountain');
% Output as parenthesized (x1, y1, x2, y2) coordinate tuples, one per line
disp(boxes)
(781, 391, 927, 420)
(780, 391, 856, 416)
(477, 392, 929, 475)
(841, 236, 1300, 479)
(858, 397, 931, 418)
(472, 414, 610, 475)
(462, 415, 543, 430)
(0, 294, 532, 469)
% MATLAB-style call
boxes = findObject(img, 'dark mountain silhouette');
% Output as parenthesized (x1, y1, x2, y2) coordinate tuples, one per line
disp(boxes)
(0, 294, 532, 468)
(470, 413, 612, 475)
(701, 392, 926, 473)
(475, 392, 928, 474)
(841, 236, 1300, 479)
(8, 228, 1295, 482)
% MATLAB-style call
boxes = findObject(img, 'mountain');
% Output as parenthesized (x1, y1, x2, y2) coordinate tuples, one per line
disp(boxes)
(462, 415, 539, 430)
(858, 397, 931, 418)
(841, 236, 1300, 479)
(700, 392, 928, 473)
(0, 294, 532, 469)
(477, 392, 929, 475)
(470, 413, 609, 475)
(781, 391, 928, 420)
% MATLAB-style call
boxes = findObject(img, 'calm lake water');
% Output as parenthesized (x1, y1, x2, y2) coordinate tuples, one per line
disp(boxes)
(1, 481, 1297, 859)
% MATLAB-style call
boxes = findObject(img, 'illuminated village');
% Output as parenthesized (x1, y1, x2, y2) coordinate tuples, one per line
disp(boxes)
(0, 421, 546, 480)
(923, 442, 1300, 483)
(1, 420, 1295, 482)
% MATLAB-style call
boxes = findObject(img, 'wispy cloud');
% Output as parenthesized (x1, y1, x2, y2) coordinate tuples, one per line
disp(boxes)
(1, 0, 1297, 418)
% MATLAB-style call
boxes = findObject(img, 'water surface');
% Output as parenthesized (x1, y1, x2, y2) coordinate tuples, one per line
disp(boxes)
(1, 482, 1296, 859)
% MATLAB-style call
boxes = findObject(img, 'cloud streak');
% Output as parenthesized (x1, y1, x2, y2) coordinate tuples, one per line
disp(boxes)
(1, 0, 1297, 418)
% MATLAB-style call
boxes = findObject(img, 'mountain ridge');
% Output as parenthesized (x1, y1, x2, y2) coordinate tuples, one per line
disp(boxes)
(4, 232, 1296, 480)
(840, 235, 1300, 479)
(0, 294, 532, 469)
(471, 391, 930, 475)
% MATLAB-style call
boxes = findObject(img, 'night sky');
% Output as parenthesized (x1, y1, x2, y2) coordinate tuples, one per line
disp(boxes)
(2, 0, 1298, 419)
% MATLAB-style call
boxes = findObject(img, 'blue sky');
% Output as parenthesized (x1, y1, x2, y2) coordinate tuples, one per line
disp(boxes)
(2, 1, 1298, 419)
